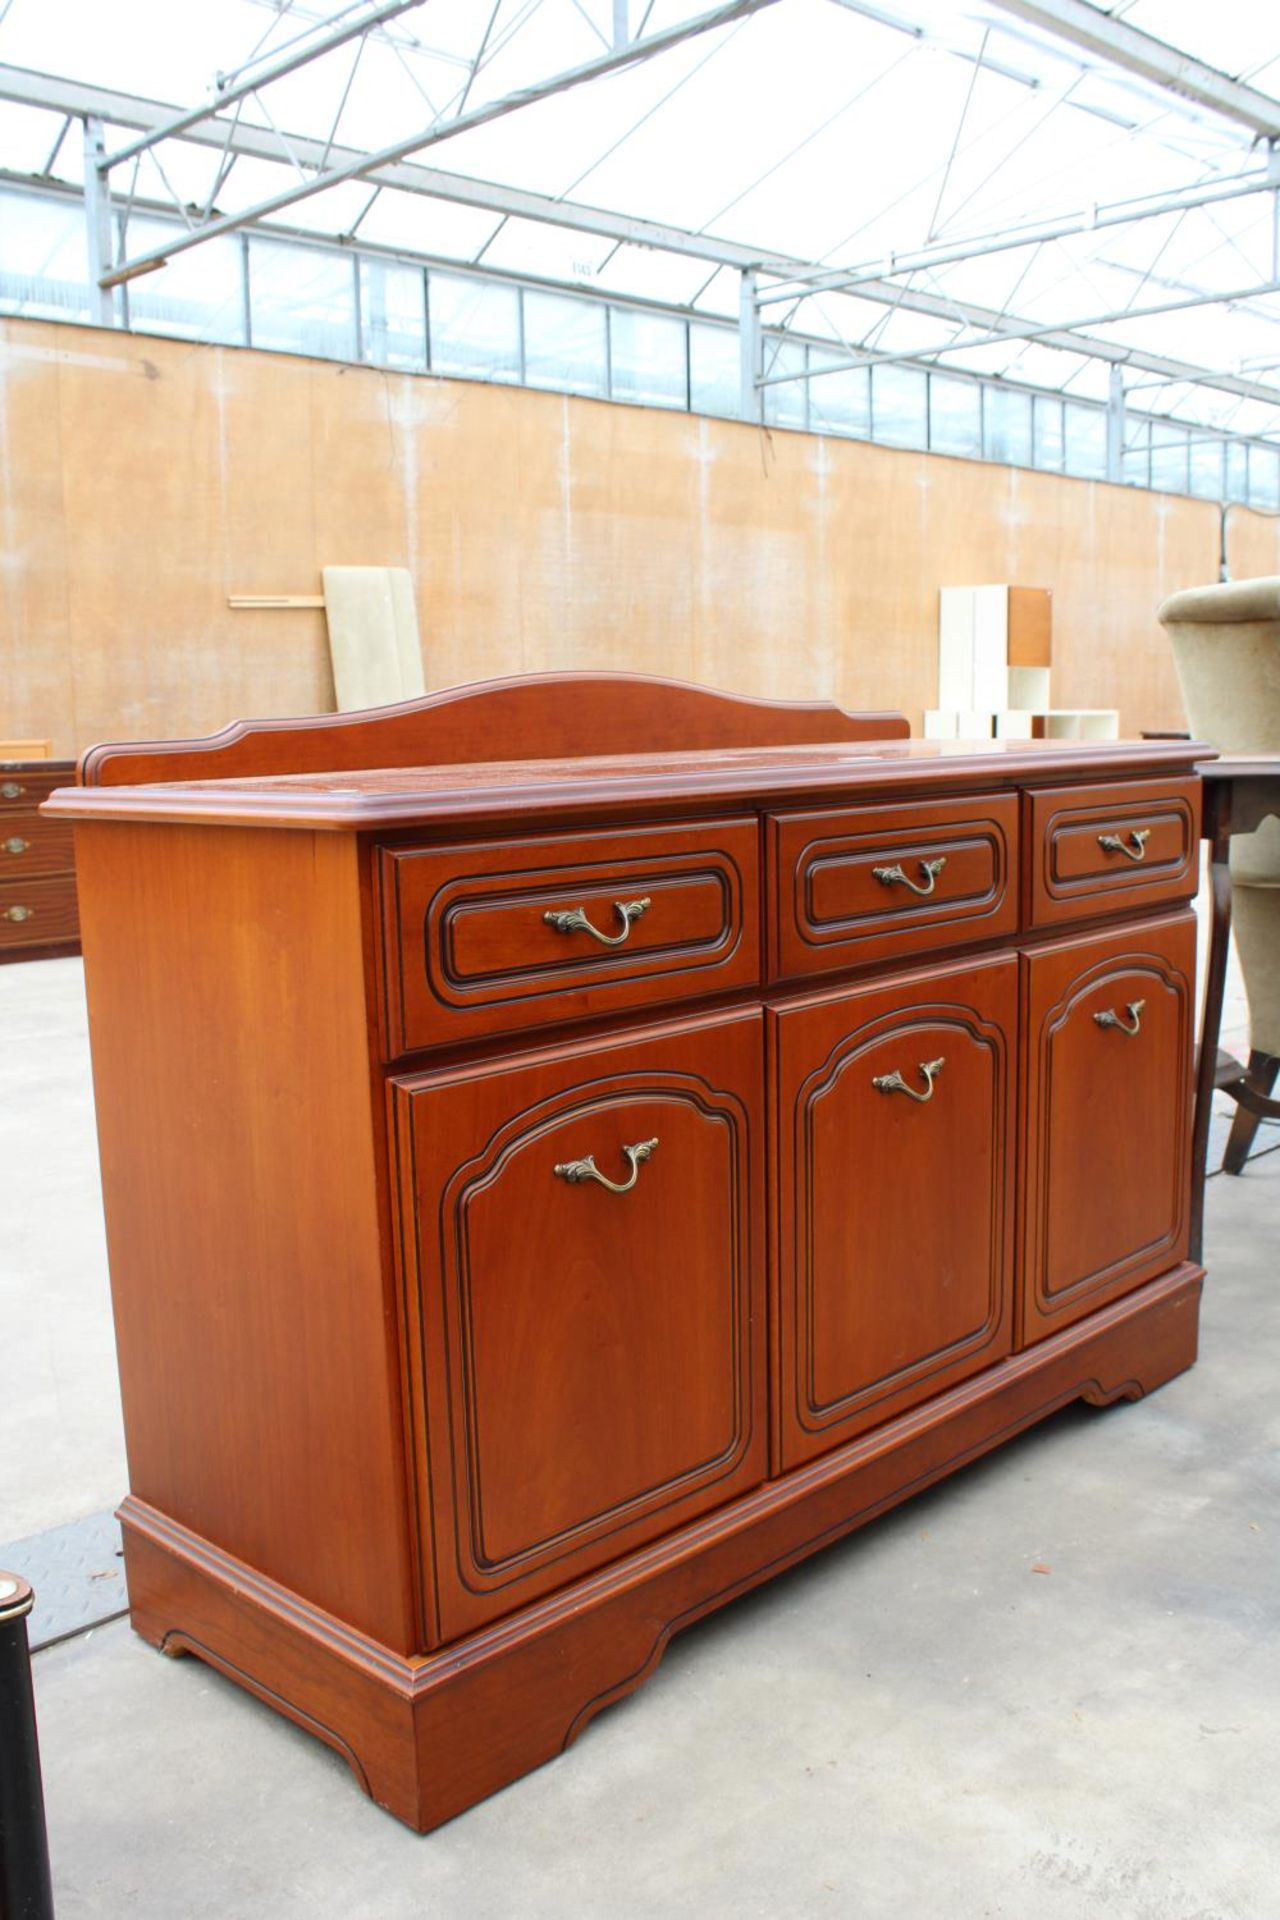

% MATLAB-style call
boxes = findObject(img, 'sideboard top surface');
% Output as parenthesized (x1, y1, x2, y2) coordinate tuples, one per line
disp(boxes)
(46, 735, 1212, 832)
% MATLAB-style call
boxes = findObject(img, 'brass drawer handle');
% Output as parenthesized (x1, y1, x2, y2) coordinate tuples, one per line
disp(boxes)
(1095, 999, 1145, 1038)
(554, 1137, 658, 1193)
(872, 1056, 945, 1102)
(1097, 828, 1150, 863)
(3, 905, 33, 923)
(1, 782, 23, 801)
(4, 837, 30, 856)
(872, 856, 946, 897)
(543, 896, 651, 946)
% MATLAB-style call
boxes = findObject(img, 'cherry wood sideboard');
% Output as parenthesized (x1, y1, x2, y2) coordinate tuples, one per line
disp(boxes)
(1, 759, 79, 962)
(46, 674, 1208, 1832)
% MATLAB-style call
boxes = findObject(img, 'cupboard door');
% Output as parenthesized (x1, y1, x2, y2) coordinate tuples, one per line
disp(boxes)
(772, 953, 1016, 1472)
(392, 1008, 766, 1642)
(1021, 912, 1195, 1343)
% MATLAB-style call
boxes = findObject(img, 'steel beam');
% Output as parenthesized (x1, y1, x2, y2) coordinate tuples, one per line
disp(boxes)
(758, 156, 1280, 304)
(980, 0, 1280, 138)
(758, 277, 1280, 389)
(739, 268, 761, 421)
(81, 118, 114, 326)
(96, 0, 784, 288)
(825, 0, 1108, 106)
(104, 0, 429, 169)
(1106, 364, 1124, 482)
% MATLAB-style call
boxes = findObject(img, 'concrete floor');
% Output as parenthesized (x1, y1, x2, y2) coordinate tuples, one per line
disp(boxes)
(3, 952, 1278, 1919)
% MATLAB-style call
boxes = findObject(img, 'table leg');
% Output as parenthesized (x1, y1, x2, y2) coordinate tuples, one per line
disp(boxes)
(1191, 798, 1233, 1265)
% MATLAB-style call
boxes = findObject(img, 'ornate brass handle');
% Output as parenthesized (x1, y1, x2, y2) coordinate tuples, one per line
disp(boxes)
(872, 856, 947, 897)
(3, 905, 33, 923)
(543, 896, 651, 946)
(1095, 999, 1145, 1037)
(4, 837, 29, 856)
(1, 782, 23, 800)
(1097, 828, 1150, 863)
(872, 1056, 945, 1102)
(554, 1137, 658, 1193)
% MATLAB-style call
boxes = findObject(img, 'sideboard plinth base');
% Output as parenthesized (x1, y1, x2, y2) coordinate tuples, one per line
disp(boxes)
(119, 1261, 1202, 1833)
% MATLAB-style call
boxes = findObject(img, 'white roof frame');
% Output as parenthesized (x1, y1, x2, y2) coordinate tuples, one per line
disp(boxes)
(983, 0, 1280, 138)
(0, 0, 1279, 419)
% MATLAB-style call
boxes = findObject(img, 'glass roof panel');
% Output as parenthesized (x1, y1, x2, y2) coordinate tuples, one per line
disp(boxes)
(0, 0, 1277, 424)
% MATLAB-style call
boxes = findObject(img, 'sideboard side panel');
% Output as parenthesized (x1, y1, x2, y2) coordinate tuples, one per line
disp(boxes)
(73, 820, 421, 1653)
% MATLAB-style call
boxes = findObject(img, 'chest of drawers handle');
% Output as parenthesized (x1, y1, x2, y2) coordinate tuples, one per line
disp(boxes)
(1, 782, 23, 801)
(1094, 999, 1145, 1037)
(3, 904, 33, 923)
(872, 1056, 945, 1103)
(871, 856, 947, 897)
(4, 837, 30, 856)
(553, 1137, 659, 1193)
(543, 896, 652, 946)
(1097, 829, 1150, 863)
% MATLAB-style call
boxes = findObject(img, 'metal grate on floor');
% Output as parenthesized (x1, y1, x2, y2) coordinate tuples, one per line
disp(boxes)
(0, 1510, 128, 1651)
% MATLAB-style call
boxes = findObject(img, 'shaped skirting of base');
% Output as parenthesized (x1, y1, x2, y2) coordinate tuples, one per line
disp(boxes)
(119, 1263, 1202, 1833)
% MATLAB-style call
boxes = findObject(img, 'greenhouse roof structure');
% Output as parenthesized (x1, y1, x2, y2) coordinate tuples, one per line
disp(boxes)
(2, 0, 1280, 444)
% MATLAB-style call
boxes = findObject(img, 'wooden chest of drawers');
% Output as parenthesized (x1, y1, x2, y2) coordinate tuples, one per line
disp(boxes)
(49, 675, 1207, 1832)
(1, 759, 80, 961)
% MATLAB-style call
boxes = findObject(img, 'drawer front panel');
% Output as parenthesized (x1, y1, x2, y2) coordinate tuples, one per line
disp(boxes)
(769, 793, 1018, 979)
(1026, 778, 1199, 927)
(0, 870, 80, 951)
(771, 952, 1017, 1471)
(1021, 912, 1195, 1344)
(393, 1008, 767, 1641)
(0, 807, 75, 878)
(1, 768, 65, 809)
(380, 818, 760, 1054)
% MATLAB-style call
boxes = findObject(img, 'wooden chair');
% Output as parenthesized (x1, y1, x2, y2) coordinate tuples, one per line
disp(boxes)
(1159, 578, 1280, 1170)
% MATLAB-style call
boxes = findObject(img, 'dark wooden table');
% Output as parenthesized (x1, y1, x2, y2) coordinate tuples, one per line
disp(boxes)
(1191, 755, 1280, 1261)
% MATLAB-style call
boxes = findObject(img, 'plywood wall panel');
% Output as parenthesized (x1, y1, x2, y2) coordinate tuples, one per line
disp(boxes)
(1225, 505, 1280, 586)
(56, 327, 229, 751)
(6, 316, 1275, 758)
(207, 348, 333, 729)
(0, 323, 74, 747)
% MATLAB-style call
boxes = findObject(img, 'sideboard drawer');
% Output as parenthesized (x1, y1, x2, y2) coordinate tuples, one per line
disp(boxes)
(768, 792, 1018, 979)
(2, 768, 63, 809)
(379, 817, 760, 1054)
(0, 870, 80, 951)
(392, 1007, 767, 1639)
(0, 806, 74, 878)
(1026, 778, 1199, 927)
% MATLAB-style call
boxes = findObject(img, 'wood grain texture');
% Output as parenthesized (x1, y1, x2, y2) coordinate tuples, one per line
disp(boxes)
(380, 816, 760, 1055)
(48, 737, 1213, 834)
(74, 819, 420, 1651)
(392, 1007, 767, 1640)
(771, 953, 1017, 1470)
(768, 791, 1018, 980)
(80, 673, 908, 787)
(1020, 912, 1196, 1344)
(1024, 776, 1200, 927)
(119, 1263, 1201, 1832)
